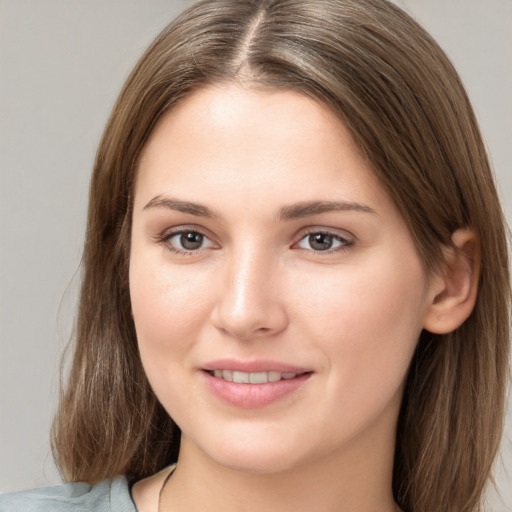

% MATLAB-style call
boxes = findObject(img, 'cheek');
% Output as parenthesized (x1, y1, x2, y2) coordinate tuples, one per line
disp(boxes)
(288, 254, 427, 438)
(293, 252, 427, 377)
(129, 258, 214, 420)
(129, 257, 211, 365)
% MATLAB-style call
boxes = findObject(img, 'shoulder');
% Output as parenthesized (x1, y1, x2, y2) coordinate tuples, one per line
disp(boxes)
(131, 465, 176, 512)
(0, 477, 136, 512)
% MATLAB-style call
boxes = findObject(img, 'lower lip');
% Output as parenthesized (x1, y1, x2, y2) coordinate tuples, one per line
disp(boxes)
(200, 371, 312, 408)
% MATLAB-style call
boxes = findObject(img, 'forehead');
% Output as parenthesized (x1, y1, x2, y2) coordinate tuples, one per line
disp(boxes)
(135, 84, 382, 203)
(140, 84, 359, 162)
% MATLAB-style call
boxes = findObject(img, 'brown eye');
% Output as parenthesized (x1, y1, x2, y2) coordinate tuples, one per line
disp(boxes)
(308, 233, 334, 251)
(163, 230, 214, 254)
(296, 231, 352, 253)
(180, 232, 204, 250)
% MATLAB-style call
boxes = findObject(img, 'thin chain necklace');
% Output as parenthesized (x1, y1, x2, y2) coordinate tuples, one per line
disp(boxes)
(158, 465, 176, 512)
(157, 467, 401, 512)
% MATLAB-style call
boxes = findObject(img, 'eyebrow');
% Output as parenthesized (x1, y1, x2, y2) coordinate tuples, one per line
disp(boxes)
(142, 196, 376, 220)
(277, 200, 376, 220)
(143, 196, 218, 218)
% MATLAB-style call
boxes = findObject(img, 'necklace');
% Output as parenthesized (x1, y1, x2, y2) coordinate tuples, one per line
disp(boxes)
(158, 465, 176, 512)
(157, 466, 401, 512)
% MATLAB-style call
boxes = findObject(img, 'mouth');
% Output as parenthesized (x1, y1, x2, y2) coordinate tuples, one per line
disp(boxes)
(204, 369, 310, 384)
(200, 364, 313, 408)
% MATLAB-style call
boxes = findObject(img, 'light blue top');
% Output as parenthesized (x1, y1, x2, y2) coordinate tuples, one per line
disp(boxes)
(0, 477, 137, 512)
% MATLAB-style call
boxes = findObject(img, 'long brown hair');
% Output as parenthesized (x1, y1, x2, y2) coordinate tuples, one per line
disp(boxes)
(52, 1, 511, 511)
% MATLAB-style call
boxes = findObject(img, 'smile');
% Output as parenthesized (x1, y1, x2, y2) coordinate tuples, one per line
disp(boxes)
(201, 366, 312, 408)
(207, 370, 302, 384)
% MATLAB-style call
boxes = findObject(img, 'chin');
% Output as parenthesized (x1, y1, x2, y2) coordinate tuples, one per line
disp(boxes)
(209, 448, 304, 475)
(182, 424, 323, 475)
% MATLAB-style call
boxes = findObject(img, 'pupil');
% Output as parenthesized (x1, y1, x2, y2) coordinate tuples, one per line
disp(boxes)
(309, 233, 333, 251)
(180, 232, 203, 250)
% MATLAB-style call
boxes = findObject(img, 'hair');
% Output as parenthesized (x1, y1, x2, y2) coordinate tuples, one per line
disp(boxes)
(51, 1, 511, 511)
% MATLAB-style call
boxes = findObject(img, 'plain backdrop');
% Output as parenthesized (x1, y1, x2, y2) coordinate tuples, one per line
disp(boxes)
(0, 1, 511, 510)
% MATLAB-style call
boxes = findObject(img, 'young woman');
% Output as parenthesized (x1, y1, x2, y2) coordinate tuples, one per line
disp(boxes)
(1, 1, 509, 511)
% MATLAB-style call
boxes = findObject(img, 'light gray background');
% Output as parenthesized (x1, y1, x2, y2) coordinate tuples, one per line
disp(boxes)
(0, 0, 511, 510)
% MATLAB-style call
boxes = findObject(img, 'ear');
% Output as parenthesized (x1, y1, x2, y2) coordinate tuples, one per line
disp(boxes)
(423, 229, 480, 334)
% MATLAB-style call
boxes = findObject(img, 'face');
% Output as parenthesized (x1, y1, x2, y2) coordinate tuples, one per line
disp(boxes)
(130, 85, 436, 474)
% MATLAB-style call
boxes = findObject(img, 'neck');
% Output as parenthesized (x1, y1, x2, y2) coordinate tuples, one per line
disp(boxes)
(160, 425, 398, 512)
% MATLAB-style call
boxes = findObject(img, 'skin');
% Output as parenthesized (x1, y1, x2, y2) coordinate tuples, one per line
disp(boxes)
(129, 85, 471, 512)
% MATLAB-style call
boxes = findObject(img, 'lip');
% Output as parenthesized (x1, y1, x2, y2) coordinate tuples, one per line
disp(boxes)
(199, 359, 313, 408)
(201, 359, 310, 374)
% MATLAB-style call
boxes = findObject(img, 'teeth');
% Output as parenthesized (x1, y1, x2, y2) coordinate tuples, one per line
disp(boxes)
(249, 372, 267, 384)
(232, 371, 250, 383)
(211, 370, 299, 383)
(268, 371, 281, 382)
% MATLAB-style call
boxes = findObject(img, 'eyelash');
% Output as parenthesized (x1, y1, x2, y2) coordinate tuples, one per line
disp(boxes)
(156, 228, 354, 256)
(156, 228, 215, 256)
(296, 230, 354, 254)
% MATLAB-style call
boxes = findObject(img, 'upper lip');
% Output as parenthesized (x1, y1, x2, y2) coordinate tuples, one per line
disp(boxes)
(201, 359, 311, 374)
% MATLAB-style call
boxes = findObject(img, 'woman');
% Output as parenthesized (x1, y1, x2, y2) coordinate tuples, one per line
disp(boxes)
(1, 0, 509, 511)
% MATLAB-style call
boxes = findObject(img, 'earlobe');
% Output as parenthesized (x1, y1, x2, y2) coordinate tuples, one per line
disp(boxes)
(423, 229, 480, 334)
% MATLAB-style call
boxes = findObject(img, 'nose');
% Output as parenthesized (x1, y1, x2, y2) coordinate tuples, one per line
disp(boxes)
(210, 247, 288, 340)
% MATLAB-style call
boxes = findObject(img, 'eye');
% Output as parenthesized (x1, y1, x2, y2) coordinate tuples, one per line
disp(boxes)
(296, 231, 352, 252)
(162, 229, 215, 254)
